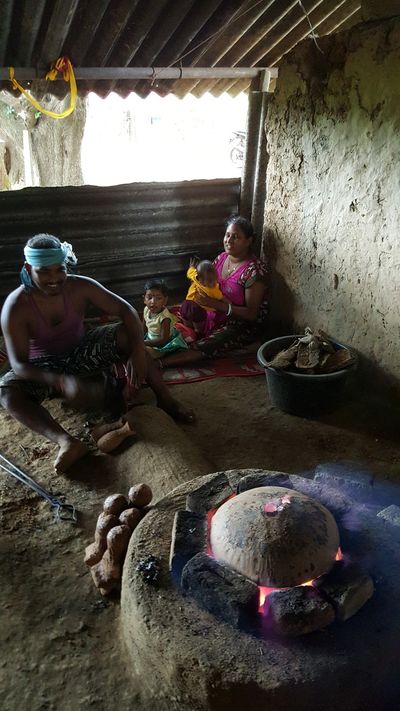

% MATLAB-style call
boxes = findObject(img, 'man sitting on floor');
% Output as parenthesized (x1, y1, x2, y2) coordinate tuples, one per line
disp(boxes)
(0, 233, 194, 473)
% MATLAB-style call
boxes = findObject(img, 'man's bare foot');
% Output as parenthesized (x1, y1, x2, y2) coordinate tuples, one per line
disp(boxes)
(54, 438, 89, 474)
(157, 396, 195, 423)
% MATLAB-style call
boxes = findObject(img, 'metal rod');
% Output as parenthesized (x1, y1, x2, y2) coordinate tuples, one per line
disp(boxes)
(0, 451, 77, 523)
(240, 87, 263, 221)
(0, 66, 279, 81)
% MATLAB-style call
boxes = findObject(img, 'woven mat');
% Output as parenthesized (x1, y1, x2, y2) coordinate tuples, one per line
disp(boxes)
(162, 352, 264, 385)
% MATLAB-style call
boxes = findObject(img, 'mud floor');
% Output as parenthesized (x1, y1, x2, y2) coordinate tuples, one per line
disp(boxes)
(1, 376, 399, 711)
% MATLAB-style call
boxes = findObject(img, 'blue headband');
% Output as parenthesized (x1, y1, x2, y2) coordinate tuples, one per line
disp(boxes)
(20, 242, 77, 287)
(24, 242, 77, 267)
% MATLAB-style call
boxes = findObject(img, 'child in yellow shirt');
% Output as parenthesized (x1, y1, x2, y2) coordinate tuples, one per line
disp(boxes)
(180, 259, 227, 338)
(143, 279, 188, 358)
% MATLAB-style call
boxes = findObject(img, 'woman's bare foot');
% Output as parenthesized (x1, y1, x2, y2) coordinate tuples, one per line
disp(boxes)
(157, 396, 195, 423)
(54, 437, 89, 473)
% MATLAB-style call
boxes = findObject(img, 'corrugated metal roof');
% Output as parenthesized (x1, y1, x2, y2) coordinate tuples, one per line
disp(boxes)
(0, 178, 240, 308)
(0, 0, 361, 98)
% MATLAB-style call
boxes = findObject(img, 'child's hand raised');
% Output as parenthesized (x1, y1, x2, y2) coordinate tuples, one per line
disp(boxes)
(189, 256, 200, 268)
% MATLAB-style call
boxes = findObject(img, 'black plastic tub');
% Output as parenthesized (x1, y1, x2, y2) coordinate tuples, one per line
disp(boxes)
(257, 335, 356, 417)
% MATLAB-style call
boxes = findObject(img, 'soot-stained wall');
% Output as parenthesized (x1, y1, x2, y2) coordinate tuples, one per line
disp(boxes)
(263, 17, 400, 382)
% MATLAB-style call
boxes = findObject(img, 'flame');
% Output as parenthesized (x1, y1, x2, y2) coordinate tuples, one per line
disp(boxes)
(259, 586, 277, 608)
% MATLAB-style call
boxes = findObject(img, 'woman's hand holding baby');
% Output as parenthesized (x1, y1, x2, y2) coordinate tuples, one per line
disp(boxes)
(194, 292, 227, 311)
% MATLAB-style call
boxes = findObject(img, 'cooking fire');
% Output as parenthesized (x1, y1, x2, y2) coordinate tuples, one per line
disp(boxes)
(172, 476, 375, 637)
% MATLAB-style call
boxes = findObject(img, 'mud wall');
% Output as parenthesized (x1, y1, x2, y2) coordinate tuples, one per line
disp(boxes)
(263, 17, 400, 383)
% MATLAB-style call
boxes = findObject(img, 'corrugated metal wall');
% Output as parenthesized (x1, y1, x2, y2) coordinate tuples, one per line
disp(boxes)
(0, 178, 239, 308)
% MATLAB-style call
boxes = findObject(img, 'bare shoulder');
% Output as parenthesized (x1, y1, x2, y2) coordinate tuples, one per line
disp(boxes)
(65, 274, 106, 294)
(2, 286, 27, 314)
(1, 287, 29, 328)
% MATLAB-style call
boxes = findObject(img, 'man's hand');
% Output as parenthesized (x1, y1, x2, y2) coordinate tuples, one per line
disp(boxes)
(58, 375, 106, 411)
(58, 374, 81, 400)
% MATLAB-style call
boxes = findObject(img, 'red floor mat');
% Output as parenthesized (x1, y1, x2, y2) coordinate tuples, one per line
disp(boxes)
(162, 354, 264, 385)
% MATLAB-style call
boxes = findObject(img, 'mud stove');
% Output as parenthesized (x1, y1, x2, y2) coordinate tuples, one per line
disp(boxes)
(122, 469, 400, 711)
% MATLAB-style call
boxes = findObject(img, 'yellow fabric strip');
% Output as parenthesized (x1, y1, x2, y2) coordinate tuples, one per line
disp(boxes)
(8, 58, 77, 119)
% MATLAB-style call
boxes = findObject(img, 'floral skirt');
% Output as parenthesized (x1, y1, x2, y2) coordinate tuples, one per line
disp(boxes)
(195, 318, 261, 357)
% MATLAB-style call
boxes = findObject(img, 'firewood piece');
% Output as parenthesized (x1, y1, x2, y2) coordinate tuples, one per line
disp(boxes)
(128, 483, 153, 508)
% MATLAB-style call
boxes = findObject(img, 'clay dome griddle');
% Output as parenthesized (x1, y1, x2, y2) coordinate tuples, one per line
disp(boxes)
(210, 486, 340, 587)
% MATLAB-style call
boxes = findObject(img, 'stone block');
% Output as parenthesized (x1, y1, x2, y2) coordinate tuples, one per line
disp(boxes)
(169, 510, 207, 582)
(289, 475, 351, 518)
(266, 586, 335, 636)
(237, 470, 292, 493)
(181, 552, 259, 627)
(313, 560, 374, 622)
(185, 472, 233, 514)
(377, 504, 400, 527)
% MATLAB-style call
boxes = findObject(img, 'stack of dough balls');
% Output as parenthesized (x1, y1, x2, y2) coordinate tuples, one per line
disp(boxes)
(85, 483, 152, 595)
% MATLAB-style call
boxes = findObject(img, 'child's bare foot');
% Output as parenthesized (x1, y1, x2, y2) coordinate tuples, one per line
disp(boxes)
(54, 438, 89, 473)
